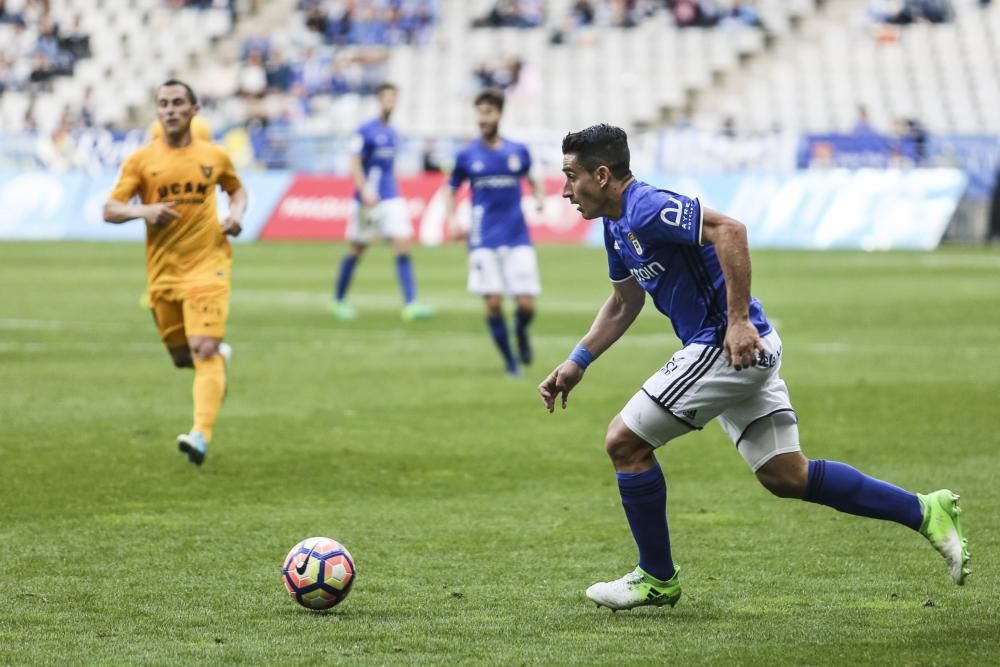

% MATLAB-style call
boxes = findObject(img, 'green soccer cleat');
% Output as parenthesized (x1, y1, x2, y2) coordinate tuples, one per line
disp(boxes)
(585, 566, 681, 611)
(918, 489, 970, 585)
(329, 300, 358, 321)
(401, 302, 435, 321)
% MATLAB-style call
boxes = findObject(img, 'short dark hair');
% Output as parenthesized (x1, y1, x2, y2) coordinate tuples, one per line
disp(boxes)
(375, 82, 398, 95)
(561, 124, 631, 179)
(159, 79, 198, 105)
(474, 88, 505, 112)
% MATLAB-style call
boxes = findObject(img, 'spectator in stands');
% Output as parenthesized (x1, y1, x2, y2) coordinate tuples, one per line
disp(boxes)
(721, 116, 737, 139)
(304, 3, 327, 35)
(473, 0, 543, 28)
(28, 52, 53, 88)
(59, 15, 90, 61)
(265, 47, 295, 93)
(237, 50, 267, 97)
(35, 109, 75, 170)
(871, 0, 954, 24)
(20, 0, 47, 25)
(671, 0, 704, 28)
(0, 0, 25, 24)
(720, 0, 762, 28)
(893, 116, 927, 164)
(851, 106, 878, 135)
(240, 31, 270, 61)
(573, 0, 597, 25)
(349, 5, 389, 46)
(78, 84, 95, 128)
(296, 47, 331, 96)
(328, 55, 351, 96)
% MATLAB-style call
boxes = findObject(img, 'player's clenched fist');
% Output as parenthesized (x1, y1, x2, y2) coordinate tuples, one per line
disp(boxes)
(221, 214, 243, 237)
(538, 360, 585, 412)
(143, 202, 181, 225)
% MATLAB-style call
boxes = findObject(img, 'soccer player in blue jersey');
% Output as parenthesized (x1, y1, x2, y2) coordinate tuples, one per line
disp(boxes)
(330, 83, 434, 321)
(538, 124, 970, 611)
(445, 89, 545, 376)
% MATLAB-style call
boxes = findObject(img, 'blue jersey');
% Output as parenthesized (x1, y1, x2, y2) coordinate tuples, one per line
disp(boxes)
(603, 180, 772, 347)
(449, 138, 532, 250)
(350, 118, 398, 200)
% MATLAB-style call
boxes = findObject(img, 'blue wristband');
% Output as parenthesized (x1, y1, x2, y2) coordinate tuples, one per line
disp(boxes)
(568, 345, 594, 370)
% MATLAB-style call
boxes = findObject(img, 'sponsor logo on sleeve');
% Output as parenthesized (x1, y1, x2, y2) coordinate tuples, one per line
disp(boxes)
(659, 196, 696, 229)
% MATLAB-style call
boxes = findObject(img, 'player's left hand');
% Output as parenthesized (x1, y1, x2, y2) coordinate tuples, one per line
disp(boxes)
(723, 319, 766, 371)
(538, 360, 585, 412)
(222, 216, 242, 237)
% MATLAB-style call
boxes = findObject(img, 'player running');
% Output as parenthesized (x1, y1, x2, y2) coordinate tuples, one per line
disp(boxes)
(138, 115, 215, 310)
(539, 124, 970, 611)
(330, 82, 434, 322)
(104, 80, 246, 466)
(445, 89, 545, 377)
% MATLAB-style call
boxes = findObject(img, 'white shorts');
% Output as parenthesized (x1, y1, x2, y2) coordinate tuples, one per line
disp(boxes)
(619, 330, 799, 471)
(467, 245, 541, 297)
(346, 198, 411, 244)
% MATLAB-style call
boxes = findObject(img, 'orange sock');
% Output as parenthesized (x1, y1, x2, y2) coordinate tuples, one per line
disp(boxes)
(192, 354, 226, 442)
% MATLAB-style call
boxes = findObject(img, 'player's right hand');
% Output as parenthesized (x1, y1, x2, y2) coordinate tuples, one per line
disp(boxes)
(538, 361, 585, 413)
(449, 222, 468, 242)
(143, 202, 181, 225)
(361, 187, 379, 208)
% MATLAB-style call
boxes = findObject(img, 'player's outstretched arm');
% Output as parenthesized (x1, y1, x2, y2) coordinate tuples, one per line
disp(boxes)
(222, 187, 248, 236)
(350, 154, 378, 207)
(701, 207, 765, 370)
(103, 199, 180, 225)
(528, 175, 545, 213)
(538, 278, 645, 412)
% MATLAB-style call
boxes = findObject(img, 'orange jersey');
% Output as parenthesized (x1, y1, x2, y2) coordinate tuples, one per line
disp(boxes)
(148, 116, 213, 142)
(110, 139, 243, 293)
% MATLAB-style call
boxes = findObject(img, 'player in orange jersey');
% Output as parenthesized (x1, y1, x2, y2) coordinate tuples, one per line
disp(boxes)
(138, 114, 215, 309)
(104, 80, 247, 466)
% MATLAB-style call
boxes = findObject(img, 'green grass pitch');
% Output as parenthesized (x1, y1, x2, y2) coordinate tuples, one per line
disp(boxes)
(1, 242, 998, 665)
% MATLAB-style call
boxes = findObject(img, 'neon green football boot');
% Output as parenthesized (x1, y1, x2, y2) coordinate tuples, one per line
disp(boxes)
(585, 566, 682, 611)
(329, 300, 358, 321)
(401, 302, 435, 322)
(918, 489, 970, 585)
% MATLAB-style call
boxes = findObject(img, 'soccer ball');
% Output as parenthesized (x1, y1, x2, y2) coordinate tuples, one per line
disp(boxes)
(282, 536, 355, 610)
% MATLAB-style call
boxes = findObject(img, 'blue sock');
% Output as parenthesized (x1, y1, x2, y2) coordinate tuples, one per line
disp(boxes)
(804, 459, 923, 531)
(514, 307, 533, 364)
(395, 254, 416, 304)
(617, 463, 675, 582)
(335, 255, 358, 301)
(485, 315, 517, 373)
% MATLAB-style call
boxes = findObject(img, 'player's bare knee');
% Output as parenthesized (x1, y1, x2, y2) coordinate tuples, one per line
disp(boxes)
(484, 296, 503, 317)
(189, 338, 220, 361)
(755, 452, 809, 498)
(605, 417, 653, 469)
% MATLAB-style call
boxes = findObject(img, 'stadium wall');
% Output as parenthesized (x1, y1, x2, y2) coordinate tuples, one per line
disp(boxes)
(0, 169, 967, 250)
